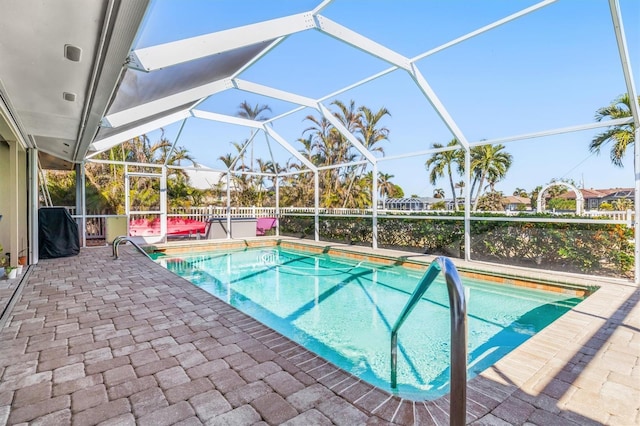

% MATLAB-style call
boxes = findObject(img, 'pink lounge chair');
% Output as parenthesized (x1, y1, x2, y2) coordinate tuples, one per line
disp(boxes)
(256, 217, 277, 236)
(129, 218, 207, 236)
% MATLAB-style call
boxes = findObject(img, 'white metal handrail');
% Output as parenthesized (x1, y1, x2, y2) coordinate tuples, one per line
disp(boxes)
(390, 257, 467, 425)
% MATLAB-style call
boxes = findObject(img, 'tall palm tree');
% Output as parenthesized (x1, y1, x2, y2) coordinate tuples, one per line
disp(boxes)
(425, 139, 463, 210)
(300, 100, 390, 208)
(590, 94, 639, 167)
(237, 101, 271, 173)
(326, 100, 360, 202)
(470, 144, 513, 211)
(341, 104, 391, 207)
(529, 185, 543, 209)
(254, 158, 271, 206)
(358, 105, 391, 156)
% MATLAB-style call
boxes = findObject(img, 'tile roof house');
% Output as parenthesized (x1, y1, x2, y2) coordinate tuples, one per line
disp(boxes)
(559, 188, 634, 210)
(502, 195, 532, 211)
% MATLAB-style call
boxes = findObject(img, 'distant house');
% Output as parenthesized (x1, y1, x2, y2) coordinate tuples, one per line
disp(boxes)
(559, 187, 634, 210)
(184, 166, 239, 204)
(382, 197, 443, 211)
(502, 195, 531, 211)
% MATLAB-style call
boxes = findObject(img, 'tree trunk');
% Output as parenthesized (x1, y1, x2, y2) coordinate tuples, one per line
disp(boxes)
(472, 173, 486, 211)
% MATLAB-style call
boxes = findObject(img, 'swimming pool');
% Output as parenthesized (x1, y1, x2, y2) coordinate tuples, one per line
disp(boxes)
(153, 246, 584, 399)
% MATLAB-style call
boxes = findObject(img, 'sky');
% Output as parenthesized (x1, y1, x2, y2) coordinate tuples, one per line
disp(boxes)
(132, 0, 639, 199)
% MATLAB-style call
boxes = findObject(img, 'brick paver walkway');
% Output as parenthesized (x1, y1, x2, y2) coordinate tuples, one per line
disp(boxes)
(0, 244, 638, 425)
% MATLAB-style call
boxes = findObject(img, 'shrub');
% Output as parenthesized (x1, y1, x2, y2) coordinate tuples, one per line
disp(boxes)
(279, 213, 634, 278)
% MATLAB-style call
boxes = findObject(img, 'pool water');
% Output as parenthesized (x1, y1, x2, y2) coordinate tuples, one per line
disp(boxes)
(153, 247, 583, 399)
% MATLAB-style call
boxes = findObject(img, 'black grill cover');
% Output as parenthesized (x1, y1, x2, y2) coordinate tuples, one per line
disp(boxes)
(39, 207, 80, 259)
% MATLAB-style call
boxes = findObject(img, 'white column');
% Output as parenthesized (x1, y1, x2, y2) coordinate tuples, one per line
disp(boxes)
(372, 162, 378, 249)
(635, 125, 640, 285)
(464, 148, 471, 261)
(76, 162, 87, 248)
(124, 165, 130, 231)
(8, 141, 19, 266)
(607, 0, 639, 285)
(160, 166, 168, 243)
(314, 171, 319, 242)
(275, 177, 280, 237)
(28, 148, 39, 265)
(226, 172, 231, 239)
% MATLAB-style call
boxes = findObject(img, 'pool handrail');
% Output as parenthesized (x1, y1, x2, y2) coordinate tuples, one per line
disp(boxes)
(112, 235, 152, 260)
(390, 256, 467, 426)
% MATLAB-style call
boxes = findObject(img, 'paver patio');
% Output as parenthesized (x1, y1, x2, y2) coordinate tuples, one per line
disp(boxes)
(0, 243, 638, 425)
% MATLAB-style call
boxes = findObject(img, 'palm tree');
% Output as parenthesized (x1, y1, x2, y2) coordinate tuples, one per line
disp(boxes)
(590, 94, 639, 167)
(327, 100, 361, 204)
(237, 101, 271, 173)
(425, 139, 463, 210)
(340, 103, 391, 207)
(254, 158, 271, 206)
(470, 144, 513, 211)
(300, 100, 390, 208)
(378, 172, 396, 198)
(84, 133, 198, 214)
(433, 188, 445, 198)
(529, 185, 543, 210)
(218, 153, 234, 169)
(513, 187, 527, 197)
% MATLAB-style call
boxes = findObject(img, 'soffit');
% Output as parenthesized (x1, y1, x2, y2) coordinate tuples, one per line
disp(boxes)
(0, 0, 149, 169)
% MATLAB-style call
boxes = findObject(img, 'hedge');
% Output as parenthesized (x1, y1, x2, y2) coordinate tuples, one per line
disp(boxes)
(279, 213, 634, 278)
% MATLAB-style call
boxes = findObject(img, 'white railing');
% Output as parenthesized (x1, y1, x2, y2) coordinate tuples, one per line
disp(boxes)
(56, 205, 635, 241)
(61, 207, 105, 239)
(169, 206, 277, 219)
(583, 209, 634, 222)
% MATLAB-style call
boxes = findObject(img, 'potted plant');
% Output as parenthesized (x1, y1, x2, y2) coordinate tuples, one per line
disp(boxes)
(18, 250, 27, 266)
(6, 266, 17, 280)
(0, 243, 5, 278)
(18, 239, 27, 266)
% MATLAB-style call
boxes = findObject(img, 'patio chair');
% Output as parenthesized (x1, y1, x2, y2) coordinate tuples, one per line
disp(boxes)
(256, 217, 277, 236)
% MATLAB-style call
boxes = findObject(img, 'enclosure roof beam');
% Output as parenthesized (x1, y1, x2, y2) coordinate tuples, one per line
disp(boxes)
(379, 145, 468, 163)
(314, 15, 411, 70)
(191, 110, 265, 129)
(101, 78, 233, 128)
(609, 0, 640, 124)
(312, 0, 334, 14)
(233, 79, 318, 109)
(271, 1, 556, 138)
(128, 12, 316, 72)
(264, 126, 317, 172)
(230, 37, 287, 79)
(88, 108, 192, 157)
(408, 64, 470, 151)
(317, 159, 368, 171)
(279, 169, 313, 177)
(467, 117, 634, 147)
(318, 103, 377, 164)
(164, 119, 189, 166)
(411, 0, 557, 62)
(228, 131, 259, 171)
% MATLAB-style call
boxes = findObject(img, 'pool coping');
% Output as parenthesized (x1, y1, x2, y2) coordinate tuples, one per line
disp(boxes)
(146, 237, 640, 424)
